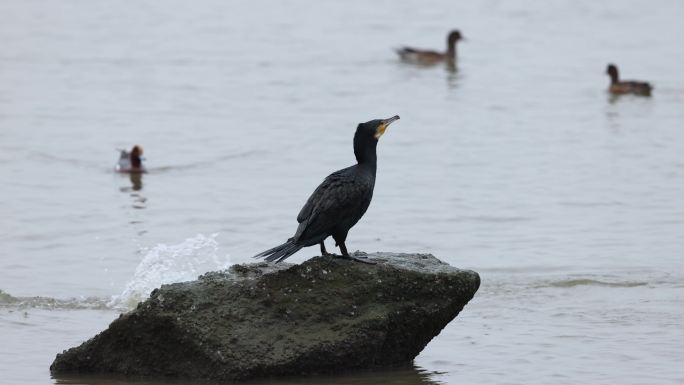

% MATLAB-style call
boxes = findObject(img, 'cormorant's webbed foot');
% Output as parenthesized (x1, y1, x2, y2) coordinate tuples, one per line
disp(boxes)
(336, 243, 375, 264)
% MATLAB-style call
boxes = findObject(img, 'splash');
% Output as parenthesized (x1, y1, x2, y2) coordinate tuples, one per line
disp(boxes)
(108, 234, 231, 310)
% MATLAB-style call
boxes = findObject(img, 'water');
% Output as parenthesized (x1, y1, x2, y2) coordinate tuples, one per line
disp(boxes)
(1, 0, 684, 384)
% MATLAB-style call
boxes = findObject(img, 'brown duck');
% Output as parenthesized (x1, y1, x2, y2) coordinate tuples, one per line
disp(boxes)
(606, 64, 653, 96)
(396, 30, 463, 65)
(116, 145, 146, 173)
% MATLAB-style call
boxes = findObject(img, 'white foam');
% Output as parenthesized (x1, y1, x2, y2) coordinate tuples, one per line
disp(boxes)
(108, 234, 231, 310)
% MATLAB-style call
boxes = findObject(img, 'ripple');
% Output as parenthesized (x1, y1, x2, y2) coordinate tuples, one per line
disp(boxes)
(558, 201, 626, 207)
(0, 289, 110, 310)
(543, 279, 648, 288)
(447, 215, 534, 223)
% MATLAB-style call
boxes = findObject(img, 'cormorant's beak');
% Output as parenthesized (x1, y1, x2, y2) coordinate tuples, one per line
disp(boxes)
(375, 115, 400, 139)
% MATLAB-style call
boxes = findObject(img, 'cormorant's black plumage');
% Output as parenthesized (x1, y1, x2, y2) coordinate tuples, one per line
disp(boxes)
(254, 116, 400, 264)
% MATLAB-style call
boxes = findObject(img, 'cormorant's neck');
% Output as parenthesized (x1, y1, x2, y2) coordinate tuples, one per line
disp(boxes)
(354, 139, 378, 168)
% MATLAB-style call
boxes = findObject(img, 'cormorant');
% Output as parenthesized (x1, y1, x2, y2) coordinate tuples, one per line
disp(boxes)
(396, 30, 464, 65)
(116, 145, 146, 173)
(254, 115, 400, 264)
(606, 64, 653, 96)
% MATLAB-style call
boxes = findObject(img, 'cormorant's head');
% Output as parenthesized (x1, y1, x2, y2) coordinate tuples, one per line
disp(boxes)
(447, 30, 463, 45)
(356, 115, 400, 141)
(354, 115, 400, 163)
(606, 64, 619, 81)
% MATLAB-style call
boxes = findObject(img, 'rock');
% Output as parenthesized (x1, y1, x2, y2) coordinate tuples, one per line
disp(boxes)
(50, 252, 480, 381)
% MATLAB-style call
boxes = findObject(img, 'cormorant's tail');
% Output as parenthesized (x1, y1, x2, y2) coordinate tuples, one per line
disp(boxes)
(253, 239, 303, 263)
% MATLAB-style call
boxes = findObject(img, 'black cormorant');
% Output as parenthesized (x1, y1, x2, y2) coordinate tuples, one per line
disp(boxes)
(254, 115, 400, 264)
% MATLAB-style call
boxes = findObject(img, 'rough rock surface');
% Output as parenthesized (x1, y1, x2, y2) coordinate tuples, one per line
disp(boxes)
(51, 252, 480, 381)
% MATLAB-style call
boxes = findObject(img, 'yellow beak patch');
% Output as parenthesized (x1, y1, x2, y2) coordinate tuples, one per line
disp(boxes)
(374, 124, 387, 139)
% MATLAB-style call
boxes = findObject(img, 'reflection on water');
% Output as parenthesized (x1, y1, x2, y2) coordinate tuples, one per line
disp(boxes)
(118, 173, 146, 209)
(445, 62, 459, 89)
(604, 91, 656, 133)
(52, 365, 444, 385)
(445, 61, 457, 74)
(396, 61, 460, 90)
(128, 173, 143, 192)
(607, 92, 652, 105)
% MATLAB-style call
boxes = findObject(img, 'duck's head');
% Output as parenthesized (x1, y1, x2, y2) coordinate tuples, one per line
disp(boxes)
(130, 145, 144, 168)
(606, 64, 619, 81)
(130, 145, 144, 158)
(447, 30, 463, 45)
(354, 115, 400, 163)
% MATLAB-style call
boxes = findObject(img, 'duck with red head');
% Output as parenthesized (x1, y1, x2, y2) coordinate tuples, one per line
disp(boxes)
(116, 145, 146, 173)
(606, 64, 653, 96)
(254, 115, 400, 264)
(396, 30, 464, 65)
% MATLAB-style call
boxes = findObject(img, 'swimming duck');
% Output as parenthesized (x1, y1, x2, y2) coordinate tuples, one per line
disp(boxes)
(606, 64, 653, 96)
(396, 30, 463, 65)
(116, 145, 145, 173)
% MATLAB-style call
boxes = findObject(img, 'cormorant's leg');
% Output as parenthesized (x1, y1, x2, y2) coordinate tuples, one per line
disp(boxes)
(337, 242, 375, 265)
(320, 241, 333, 257)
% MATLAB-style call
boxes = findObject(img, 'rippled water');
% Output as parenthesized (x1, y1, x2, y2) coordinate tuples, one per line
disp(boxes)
(2, 0, 684, 384)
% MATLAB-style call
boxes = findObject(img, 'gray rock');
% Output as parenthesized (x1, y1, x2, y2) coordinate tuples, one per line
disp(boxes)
(50, 252, 480, 381)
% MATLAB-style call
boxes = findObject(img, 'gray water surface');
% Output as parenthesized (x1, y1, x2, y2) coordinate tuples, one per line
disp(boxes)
(1, 0, 684, 384)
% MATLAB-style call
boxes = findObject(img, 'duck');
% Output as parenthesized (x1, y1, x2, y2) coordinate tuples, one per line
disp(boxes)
(396, 30, 463, 65)
(116, 145, 145, 173)
(606, 64, 653, 96)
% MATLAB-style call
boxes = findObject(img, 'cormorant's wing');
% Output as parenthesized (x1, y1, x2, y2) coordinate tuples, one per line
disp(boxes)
(297, 167, 350, 223)
(295, 166, 372, 242)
